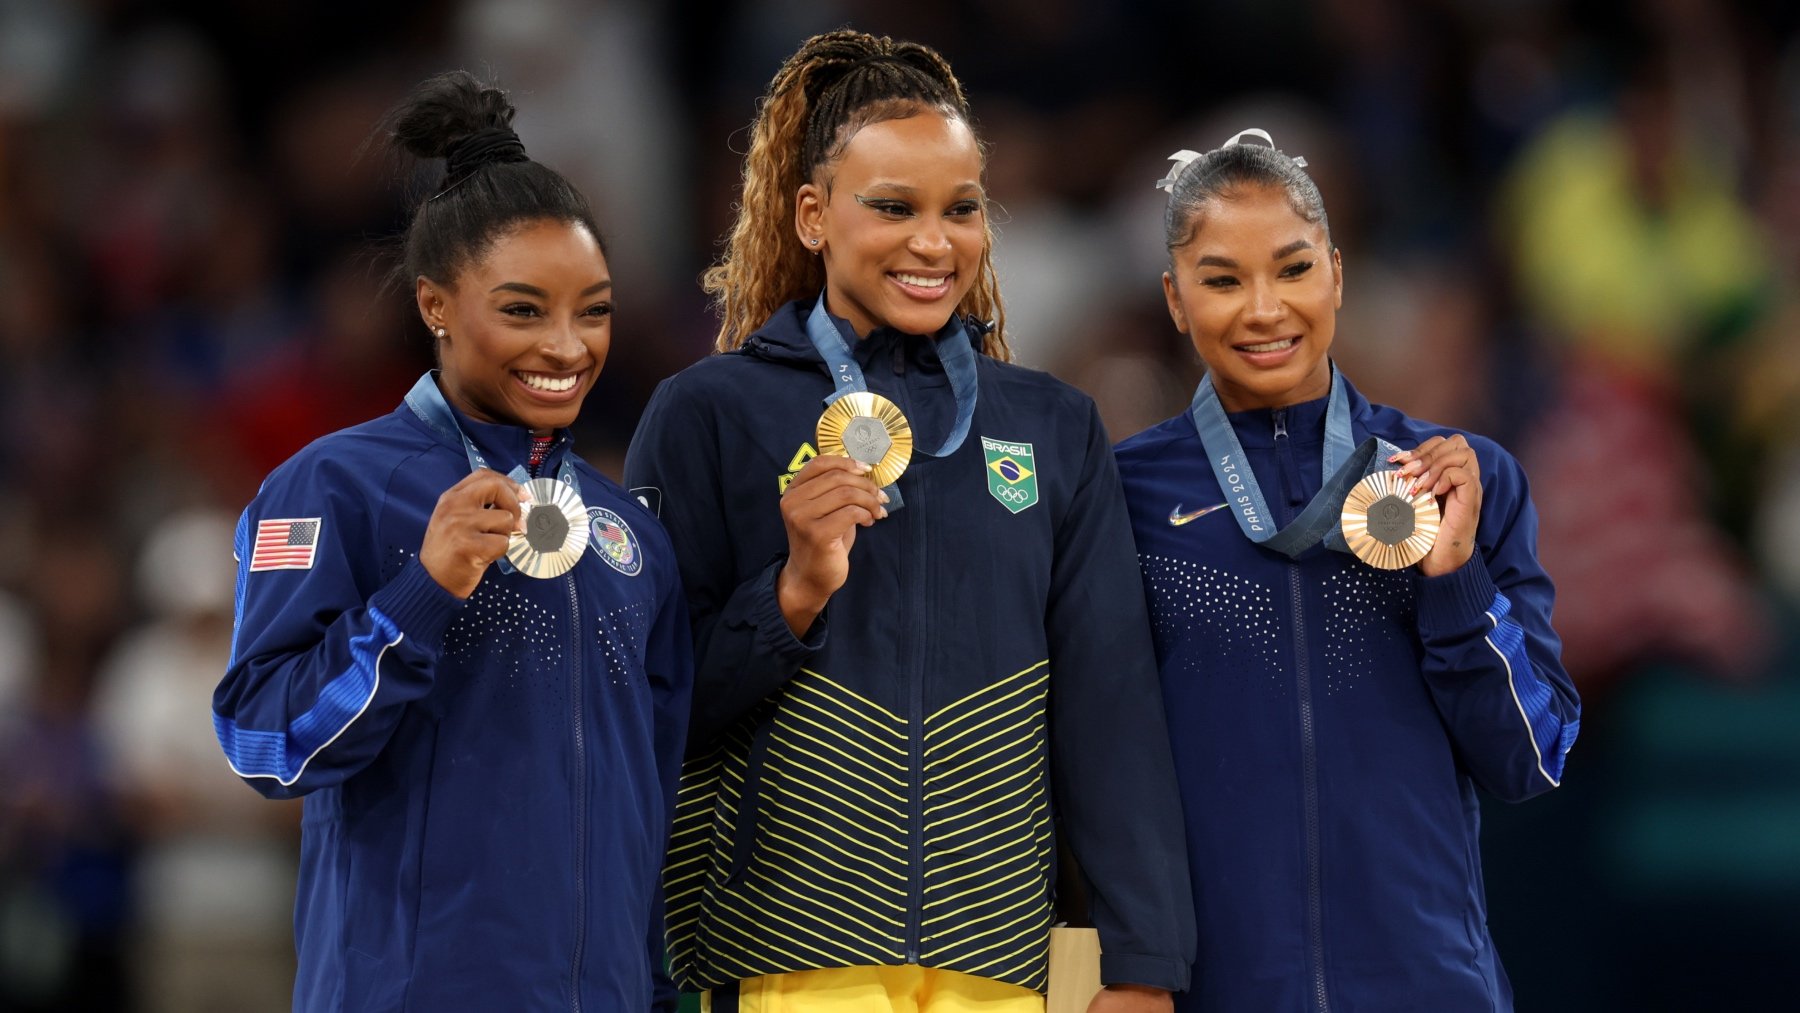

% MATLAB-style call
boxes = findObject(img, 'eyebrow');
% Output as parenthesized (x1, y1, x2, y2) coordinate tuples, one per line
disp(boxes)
(1194, 239, 1317, 269)
(855, 182, 984, 198)
(489, 280, 614, 298)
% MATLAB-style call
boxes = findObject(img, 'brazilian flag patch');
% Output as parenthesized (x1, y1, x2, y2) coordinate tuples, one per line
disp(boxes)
(982, 436, 1039, 514)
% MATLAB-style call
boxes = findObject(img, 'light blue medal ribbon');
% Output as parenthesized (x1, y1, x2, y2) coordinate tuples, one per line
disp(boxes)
(1187, 364, 1397, 559)
(404, 371, 582, 574)
(804, 297, 979, 511)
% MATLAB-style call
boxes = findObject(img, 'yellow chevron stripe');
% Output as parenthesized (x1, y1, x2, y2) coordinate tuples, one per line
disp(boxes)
(757, 793, 908, 873)
(699, 913, 846, 975)
(923, 862, 1048, 921)
(925, 711, 1044, 771)
(926, 660, 1048, 724)
(765, 741, 908, 820)
(710, 888, 898, 967)
(759, 824, 908, 908)
(924, 745, 1039, 802)
(785, 683, 908, 741)
(946, 909, 1054, 977)
(795, 668, 907, 725)
(737, 876, 902, 950)
(925, 776, 1045, 835)
(779, 700, 908, 769)
(768, 729, 909, 803)
(924, 676, 1049, 749)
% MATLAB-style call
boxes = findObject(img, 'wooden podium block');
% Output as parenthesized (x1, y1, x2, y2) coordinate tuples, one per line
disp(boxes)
(1046, 926, 1102, 1012)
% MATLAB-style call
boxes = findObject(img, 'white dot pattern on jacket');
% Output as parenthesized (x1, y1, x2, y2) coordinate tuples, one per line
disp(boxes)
(1140, 554, 1283, 692)
(594, 600, 651, 686)
(1321, 564, 1417, 695)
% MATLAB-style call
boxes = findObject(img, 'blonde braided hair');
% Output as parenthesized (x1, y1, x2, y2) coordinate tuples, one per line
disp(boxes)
(703, 30, 1010, 360)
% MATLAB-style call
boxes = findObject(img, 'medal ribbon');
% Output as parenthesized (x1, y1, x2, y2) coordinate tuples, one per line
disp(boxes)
(805, 297, 980, 513)
(805, 296, 978, 458)
(1187, 363, 1396, 559)
(404, 371, 583, 573)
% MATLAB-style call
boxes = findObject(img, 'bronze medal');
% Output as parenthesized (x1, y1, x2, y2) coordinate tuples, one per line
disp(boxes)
(506, 477, 590, 578)
(816, 391, 914, 488)
(1340, 470, 1440, 570)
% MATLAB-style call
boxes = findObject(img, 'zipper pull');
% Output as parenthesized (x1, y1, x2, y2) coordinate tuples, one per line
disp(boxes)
(1273, 408, 1288, 440)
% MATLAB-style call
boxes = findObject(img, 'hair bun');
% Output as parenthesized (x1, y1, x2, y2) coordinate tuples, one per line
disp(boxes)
(386, 71, 519, 163)
(445, 127, 528, 182)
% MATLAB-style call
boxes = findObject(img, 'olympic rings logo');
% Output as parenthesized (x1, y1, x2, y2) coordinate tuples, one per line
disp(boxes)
(994, 485, 1032, 504)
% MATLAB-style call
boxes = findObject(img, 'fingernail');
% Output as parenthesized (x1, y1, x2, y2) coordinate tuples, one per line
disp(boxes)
(855, 463, 871, 474)
(878, 507, 888, 519)
(878, 491, 890, 504)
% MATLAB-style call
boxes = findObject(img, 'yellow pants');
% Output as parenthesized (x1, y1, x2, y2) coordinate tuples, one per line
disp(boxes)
(705, 965, 1044, 1012)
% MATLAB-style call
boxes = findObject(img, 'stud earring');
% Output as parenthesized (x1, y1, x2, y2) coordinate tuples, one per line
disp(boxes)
(434, 327, 447, 338)
(809, 238, 819, 247)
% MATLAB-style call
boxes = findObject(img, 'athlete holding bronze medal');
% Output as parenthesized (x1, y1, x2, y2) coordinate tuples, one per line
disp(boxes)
(211, 73, 692, 1011)
(1115, 131, 1581, 1012)
(627, 30, 1193, 1013)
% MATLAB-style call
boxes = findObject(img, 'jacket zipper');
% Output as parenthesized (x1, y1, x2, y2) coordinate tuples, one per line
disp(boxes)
(892, 341, 927, 963)
(1290, 564, 1329, 1013)
(1277, 409, 1329, 1013)
(566, 571, 587, 1012)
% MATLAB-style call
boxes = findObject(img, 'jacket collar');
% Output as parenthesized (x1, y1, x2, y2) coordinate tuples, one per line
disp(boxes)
(739, 296, 981, 377)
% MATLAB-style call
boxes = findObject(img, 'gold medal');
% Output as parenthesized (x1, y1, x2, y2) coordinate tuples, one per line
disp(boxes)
(506, 477, 590, 578)
(1340, 470, 1440, 570)
(816, 391, 914, 488)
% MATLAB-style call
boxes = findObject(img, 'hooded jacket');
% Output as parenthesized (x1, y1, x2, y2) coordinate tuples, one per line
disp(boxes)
(1115, 374, 1580, 1013)
(212, 379, 692, 1011)
(624, 298, 1195, 995)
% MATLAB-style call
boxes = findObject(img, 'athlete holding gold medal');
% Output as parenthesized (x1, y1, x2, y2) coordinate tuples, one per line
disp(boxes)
(1115, 131, 1582, 1012)
(627, 30, 1193, 1013)
(211, 73, 692, 1011)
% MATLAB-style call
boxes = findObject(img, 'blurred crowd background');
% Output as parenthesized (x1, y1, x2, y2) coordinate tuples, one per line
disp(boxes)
(2, 0, 1798, 1009)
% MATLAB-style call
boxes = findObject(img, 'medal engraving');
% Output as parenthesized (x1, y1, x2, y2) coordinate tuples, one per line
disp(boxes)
(842, 416, 893, 465)
(1365, 495, 1415, 545)
(1341, 470, 1439, 570)
(524, 503, 571, 552)
(816, 391, 914, 488)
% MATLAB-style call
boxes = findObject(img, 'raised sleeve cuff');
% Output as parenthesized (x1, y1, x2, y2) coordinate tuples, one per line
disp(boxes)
(1099, 950, 1191, 993)
(1415, 551, 1500, 635)
(744, 556, 827, 659)
(368, 557, 466, 652)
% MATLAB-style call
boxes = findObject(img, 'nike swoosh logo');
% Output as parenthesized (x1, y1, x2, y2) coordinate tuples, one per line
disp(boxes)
(1169, 501, 1229, 526)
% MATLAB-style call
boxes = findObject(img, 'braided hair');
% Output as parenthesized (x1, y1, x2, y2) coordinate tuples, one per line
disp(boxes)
(382, 71, 603, 293)
(704, 30, 1010, 359)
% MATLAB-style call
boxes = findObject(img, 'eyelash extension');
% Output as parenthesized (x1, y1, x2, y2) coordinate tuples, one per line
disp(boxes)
(852, 194, 986, 218)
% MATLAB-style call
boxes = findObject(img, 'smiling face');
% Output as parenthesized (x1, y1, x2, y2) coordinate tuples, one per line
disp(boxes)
(416, 218, 612, 432)
(1162, 183, 1343, 412)
(796, 110, 986, 338)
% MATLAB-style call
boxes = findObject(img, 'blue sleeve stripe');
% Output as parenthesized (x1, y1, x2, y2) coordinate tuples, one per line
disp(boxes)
(228, 509, 251, 666)
(1484, 591, 1568, 787)
(214, 606, 403, 786)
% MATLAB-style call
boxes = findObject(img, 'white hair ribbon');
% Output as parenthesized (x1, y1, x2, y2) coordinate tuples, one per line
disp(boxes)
(1154, 129, 1308, 194)
(1155, 149, 1204, 193)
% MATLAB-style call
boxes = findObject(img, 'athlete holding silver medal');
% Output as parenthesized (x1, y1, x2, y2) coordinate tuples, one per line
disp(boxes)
(211, 72, 691, 1011)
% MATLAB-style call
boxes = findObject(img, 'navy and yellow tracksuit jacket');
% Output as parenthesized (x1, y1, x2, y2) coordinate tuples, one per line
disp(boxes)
(1116, 375, 1580, 1012)
(212, 379, 692, 1011)
(624, 298, 1195, 995)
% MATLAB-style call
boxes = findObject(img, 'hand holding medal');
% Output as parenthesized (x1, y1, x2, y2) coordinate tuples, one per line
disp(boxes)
(420, 469, 533, 599)
(1387, 435, 1482, 577)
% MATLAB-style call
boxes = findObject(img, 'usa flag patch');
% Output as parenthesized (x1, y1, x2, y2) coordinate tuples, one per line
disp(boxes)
(250, 518, 322, 572)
